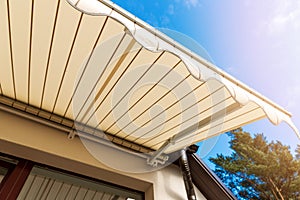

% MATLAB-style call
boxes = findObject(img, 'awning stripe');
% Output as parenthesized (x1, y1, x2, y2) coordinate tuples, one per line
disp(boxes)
(78, 36, 138, 123)
(115, 74, 204, 139)
(143, 96, 237, 147)
(156, 106, 264, 152)
(129, 85, 226, 143)
(39, 0, 61, 109)
(83, 46, 144, 126)
(104, 59, 183, 133)
(7, 0, 17, 99)
(116, 73, 192, 139)
(27, 0, 34, 104)
(62, 16, 109, 118)
(75, 32, 127, 122)
(93, 51, 166, 129)
(55, 15, 108, 117)
(51, 13, 84, 113)
(173, 108, 266, 147)
(115, 73, 192, 137)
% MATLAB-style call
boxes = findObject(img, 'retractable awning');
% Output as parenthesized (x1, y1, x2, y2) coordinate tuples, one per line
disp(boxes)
(0, 0, 298, 158)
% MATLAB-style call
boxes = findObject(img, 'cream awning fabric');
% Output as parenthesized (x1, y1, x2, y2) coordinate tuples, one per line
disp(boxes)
(0, 0, 298, 154)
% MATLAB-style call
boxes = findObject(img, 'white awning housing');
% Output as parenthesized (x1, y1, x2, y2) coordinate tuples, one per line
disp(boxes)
(0, 0, 298, 155)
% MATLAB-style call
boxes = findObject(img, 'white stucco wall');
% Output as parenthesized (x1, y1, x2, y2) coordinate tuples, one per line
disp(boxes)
(149, 164, 206, 200)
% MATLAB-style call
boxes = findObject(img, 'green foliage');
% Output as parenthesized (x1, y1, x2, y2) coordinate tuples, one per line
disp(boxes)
(209, 128, 300, 200)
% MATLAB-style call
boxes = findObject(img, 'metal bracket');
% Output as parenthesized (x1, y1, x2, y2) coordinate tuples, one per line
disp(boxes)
(68, 129, 76, 140)
(147, 153, 169, 167)
(146, 136, 176, 167)
(146, 124, 199, 167)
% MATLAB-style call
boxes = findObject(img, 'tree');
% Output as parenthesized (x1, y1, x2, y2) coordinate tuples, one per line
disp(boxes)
(209, 128, 300, 200)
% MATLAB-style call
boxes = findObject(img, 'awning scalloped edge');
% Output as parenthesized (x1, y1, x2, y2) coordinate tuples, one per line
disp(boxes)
(67, 0, 300, 139)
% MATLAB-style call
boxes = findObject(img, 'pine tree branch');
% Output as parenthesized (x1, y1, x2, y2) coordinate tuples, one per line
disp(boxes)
(269, 178, 285, 200)
(230, 172, 270, 199)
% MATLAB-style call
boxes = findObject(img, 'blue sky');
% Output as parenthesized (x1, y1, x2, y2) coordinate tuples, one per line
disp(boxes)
(111, 0, 300, 166)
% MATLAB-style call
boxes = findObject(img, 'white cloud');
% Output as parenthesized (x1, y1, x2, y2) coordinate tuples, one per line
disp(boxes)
(268, 1, 300, 35)
(183, 0, 200, 8)
(160, 15, 171, 27)
(168, 4, 175, 15)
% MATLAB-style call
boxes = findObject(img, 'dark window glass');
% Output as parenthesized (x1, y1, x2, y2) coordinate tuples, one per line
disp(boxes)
(0, 166, 8, 184)
(0, 156, 17, 185)
(18, 166, 143, 200)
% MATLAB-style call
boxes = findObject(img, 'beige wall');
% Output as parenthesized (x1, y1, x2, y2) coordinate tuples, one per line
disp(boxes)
(0, 110, 206, 200)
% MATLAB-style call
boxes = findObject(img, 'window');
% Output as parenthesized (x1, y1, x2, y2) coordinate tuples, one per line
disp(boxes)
(0, 154, 143, 200)
(18, 166, 143, 200)
(0, 155, 17, 185)
(0, 167, 8, 184)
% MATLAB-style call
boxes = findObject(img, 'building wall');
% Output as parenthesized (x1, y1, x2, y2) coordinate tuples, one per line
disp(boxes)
(0, 110, 206, 200)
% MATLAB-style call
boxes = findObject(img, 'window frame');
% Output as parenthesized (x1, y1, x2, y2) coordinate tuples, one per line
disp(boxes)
(0, 153, 145, 200)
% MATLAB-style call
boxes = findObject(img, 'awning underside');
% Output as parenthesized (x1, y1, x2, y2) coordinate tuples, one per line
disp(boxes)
(0, 0, 298, 154)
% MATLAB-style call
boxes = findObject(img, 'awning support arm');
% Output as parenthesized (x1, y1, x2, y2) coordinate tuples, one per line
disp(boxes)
(147, 124, 198, 167)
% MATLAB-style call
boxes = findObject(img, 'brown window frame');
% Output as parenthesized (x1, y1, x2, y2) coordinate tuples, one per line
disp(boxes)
(0, 153, 144, 200)
(0, 158, 34, 200)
